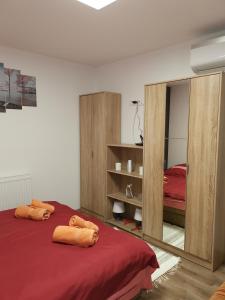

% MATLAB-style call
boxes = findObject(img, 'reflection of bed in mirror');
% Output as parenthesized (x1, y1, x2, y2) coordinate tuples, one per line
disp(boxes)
(163, 164, 186, 228)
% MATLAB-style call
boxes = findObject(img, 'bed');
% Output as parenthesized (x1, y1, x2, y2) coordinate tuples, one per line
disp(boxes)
(0, 201, 158, 300)
(163, 164, 186, 227)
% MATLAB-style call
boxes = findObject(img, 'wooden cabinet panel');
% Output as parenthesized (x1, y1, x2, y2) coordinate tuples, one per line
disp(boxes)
(185, 74, 221, 261)
(143, 83, 166, 240)
(80, 95, 93, 212)
(91, 93, 106, 216)
(80, 92, 121, 218)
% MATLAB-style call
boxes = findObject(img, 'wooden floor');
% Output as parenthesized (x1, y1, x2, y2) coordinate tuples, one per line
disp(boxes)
(138, 259, 225, 300)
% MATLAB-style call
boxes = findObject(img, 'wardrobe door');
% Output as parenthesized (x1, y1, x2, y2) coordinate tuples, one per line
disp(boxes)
(143, 83, 167, 240)
(185, 74, 220, 261)
(91, 93, 106, 217)
(80, 95, 93, 212)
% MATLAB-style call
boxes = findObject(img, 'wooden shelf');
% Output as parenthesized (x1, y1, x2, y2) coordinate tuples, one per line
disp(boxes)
(106, 218, 143, 238)
(108, 144, 143, 150)
(107, 169, 143, 179)
(107, 192, 142, 208)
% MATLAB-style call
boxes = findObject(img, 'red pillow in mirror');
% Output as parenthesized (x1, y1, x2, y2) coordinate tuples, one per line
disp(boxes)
(164, 164, 187, 177)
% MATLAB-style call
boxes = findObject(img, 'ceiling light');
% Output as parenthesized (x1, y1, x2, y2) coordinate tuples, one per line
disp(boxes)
(77, 0, 118, 10)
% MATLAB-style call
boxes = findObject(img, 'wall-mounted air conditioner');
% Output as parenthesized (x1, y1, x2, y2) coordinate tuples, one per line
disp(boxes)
(191, 36, 225, 73)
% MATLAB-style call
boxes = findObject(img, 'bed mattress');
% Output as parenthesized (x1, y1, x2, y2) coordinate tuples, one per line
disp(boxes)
(0, 201, 158, 300)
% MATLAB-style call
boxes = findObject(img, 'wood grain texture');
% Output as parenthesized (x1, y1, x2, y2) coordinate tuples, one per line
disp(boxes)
(212, 73, 225, 270)
(91, 93, 106, 216)
(185, 74, 221, 261)
(138, 260, 225, 300)
(80, 92, 121, 218)
(105, 92, 121, 145)
(106, 144, 143, 219)
(143, 83, 166, 240)
(80, 95, 93, 214)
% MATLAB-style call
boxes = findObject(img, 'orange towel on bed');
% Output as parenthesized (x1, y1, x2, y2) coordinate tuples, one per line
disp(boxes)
(15, 205, 50, 221)
(69, 215, 99, 232)
(52, 225, 98, 247)
(31, 199, 55, 214)
(210, 282, 225, 300)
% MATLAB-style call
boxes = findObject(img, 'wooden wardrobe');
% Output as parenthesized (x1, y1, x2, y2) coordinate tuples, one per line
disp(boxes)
(143, 72, 225, 271)
(80, 92, 121, 220)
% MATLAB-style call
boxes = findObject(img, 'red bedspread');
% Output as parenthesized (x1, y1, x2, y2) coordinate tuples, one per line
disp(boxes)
(164, 174, 186, 201)
(0, 201, 158, 300)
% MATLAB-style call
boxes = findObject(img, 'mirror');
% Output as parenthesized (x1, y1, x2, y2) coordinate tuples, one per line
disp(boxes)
(162, 80, 190, 250)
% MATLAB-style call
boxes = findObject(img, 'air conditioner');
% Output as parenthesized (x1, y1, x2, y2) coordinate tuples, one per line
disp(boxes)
(190, 36, 225, 73)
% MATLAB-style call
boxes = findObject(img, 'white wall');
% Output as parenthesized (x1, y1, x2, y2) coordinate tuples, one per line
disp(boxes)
(0, 46, 96, 209)
(96, 42, 194, 144)
(0, 41, 197, 209)
(168, 84, 189, 167)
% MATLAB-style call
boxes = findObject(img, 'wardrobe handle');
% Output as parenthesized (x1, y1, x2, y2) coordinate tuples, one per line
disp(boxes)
(91, 151, 94, 159)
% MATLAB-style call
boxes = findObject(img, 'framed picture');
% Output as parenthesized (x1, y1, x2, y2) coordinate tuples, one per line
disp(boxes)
(0, 63, 6, 112)
(0, 62, 37, 113)
(20, 75, 37, 107)
(5, 68, 22, 109)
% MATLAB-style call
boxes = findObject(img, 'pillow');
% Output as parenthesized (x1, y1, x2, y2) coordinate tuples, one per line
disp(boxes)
(164, 163, 187, 177)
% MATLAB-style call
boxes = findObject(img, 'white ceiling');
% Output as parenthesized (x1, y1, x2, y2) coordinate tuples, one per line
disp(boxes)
(0, 0, 225, 66)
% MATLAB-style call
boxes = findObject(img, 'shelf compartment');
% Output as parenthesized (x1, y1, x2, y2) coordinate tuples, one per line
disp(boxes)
(108, 144, 143, 150)
(106, 218, 143, 238)
(107, 169, 143, 179)
(107, 192, 142, 208)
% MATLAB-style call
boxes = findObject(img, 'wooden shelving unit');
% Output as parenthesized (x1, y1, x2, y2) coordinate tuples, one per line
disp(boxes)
(107, 192, 142, 208)
(107, 218, 143, 238)
(108, 143, 143, 150)
(107, 169, 143, 179)
(106, 144, 143, 237)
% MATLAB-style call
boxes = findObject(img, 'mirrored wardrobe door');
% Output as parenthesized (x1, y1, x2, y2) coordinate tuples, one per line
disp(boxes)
(162, 79, 190, 250)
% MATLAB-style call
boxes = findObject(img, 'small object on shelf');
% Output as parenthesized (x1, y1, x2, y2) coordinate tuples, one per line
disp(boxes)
(115, 162, 122, 171)
(134, 208, 142, 228)
(135, 134, 144, 146)
(125, 184, 134, 198)
(139, 166, 144, 176)
(112, 201, 125, 221)
(127, 160, 132, 173)
(123, 218, 134, 225)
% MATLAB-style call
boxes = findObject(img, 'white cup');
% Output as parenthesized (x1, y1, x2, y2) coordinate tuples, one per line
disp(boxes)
(127, 160, 132, 173)
(139, 166, 144, 176)
(115, 162, 122, 171)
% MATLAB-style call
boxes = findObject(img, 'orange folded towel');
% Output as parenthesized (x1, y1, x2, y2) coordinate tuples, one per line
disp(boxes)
(210, 282, 225, 300)
(69, 215, 99, 232)
(52, 225, 98, 247)
(31, 199, 55, 214)
(15, 205, 50, 221)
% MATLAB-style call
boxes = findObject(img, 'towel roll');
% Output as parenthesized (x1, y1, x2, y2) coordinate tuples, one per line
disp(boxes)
(29, 207, 50, 221)
(52, 225, 98, 247)
(31, 199, 55, 214)
(15, 205, 33, 219)
(69, 215, 99, 232)
(15, 205, 50, 221)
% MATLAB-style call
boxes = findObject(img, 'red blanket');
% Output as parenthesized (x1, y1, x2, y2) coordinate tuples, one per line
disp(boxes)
(164, 174, 186, 201)
(0, 201, 158, 300)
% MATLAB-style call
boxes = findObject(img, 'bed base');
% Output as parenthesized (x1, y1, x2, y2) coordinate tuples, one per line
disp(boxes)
(163, 206, 185, 228)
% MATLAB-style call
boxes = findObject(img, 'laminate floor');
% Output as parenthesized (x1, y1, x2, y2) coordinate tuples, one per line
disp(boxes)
(138, 259, 225, 300)
(163, 222, 185, 250)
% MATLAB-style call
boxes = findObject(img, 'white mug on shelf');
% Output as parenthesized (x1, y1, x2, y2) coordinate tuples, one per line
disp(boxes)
(115, 162, 122, 171)
(127, 160, 132, 173)
(139, 166, 144, 176)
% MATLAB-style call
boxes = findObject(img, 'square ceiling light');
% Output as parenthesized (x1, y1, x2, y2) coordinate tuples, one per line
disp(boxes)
(77, 0, 118, 10)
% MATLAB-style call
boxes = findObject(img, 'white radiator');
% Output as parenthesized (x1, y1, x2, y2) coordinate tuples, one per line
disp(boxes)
(0, 174, 32, 211)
